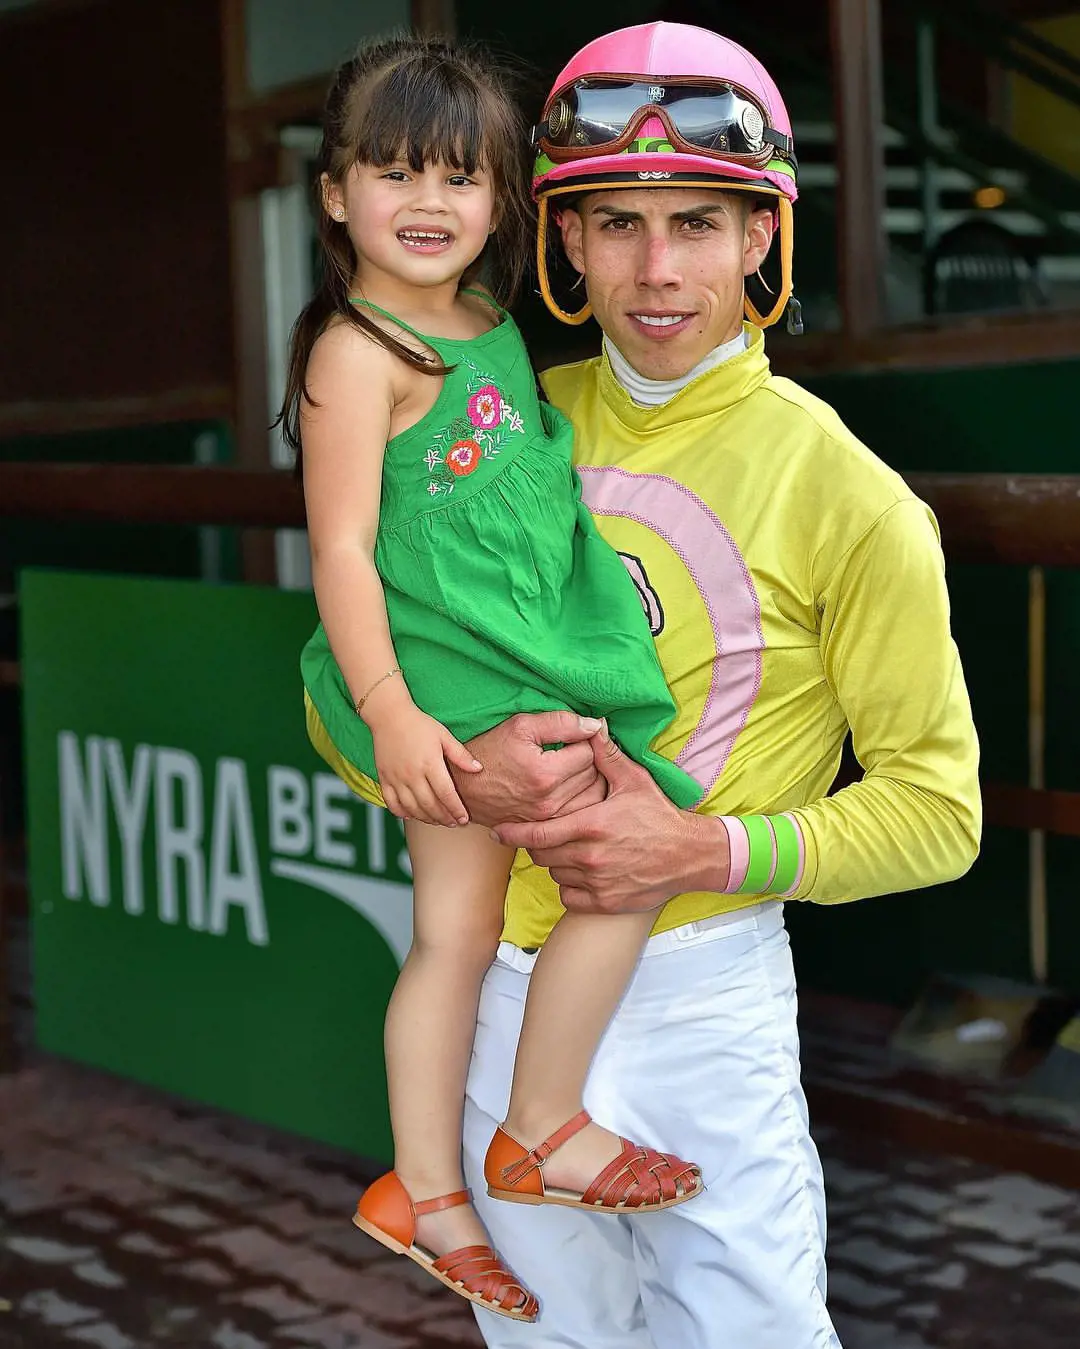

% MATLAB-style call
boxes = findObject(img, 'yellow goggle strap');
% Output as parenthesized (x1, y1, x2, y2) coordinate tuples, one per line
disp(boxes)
(537, 198, 594, 326)
(744, 195, 794, 329)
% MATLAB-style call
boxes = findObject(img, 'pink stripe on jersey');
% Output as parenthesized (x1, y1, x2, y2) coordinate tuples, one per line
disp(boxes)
(578, 465, 764, 797)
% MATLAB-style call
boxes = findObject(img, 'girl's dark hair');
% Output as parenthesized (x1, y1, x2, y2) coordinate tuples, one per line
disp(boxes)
(276, 33, 534, 469)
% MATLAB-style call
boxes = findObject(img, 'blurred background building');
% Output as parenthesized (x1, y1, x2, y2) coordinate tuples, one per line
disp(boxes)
(2, 0, 1080, 1130)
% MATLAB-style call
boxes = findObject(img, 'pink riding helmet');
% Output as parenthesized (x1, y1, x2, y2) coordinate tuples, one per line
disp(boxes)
(532, 22, 799, 329)
(533, 22, 798, 202)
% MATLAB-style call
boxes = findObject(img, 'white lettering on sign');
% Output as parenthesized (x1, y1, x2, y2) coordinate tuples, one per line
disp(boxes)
(313, 773, 356, 867)
(155, 747, 207, 931)
(59, 731, 109, 906)
(366, 801, 386, 874)
(267, 766, 311, 856)
(207, 758, 267, 945)
(54, 734, 412, 960)
(103, 740, 151, 916)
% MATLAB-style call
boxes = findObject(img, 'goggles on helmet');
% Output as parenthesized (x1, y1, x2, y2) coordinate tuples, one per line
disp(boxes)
(534, 77, 796, 174)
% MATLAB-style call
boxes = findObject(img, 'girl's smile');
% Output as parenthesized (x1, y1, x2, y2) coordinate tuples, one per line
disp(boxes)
(397, 226, 455, 253)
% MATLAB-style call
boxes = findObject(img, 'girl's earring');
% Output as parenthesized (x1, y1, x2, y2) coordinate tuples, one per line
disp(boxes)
(333, 207, 345, 220)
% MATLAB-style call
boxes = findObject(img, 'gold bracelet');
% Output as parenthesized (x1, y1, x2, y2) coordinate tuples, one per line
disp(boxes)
(354, 667, 402, 715)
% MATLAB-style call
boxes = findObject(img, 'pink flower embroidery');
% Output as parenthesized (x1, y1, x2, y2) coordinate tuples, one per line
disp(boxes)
(446, 439, 482, 476)
(467, 384, 502, 430)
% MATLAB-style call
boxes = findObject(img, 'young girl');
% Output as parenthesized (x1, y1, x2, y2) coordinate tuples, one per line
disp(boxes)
(282, 35, 703, 1323)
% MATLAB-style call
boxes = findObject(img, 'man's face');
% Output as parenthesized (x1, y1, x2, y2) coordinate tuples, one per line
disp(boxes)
(559, 188, 775, 380)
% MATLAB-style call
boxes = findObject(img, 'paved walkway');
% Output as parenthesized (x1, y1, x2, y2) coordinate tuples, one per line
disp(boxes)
(1, 1059, 1078, 1348)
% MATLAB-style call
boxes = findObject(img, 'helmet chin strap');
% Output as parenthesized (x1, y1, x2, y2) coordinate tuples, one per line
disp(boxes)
(537, 199, 593, 325)
(743, 196, 794, 329)
(538, 191, 798, 332)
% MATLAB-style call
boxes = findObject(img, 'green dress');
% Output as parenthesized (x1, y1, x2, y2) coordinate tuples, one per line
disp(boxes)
(301, 295, 702, 810)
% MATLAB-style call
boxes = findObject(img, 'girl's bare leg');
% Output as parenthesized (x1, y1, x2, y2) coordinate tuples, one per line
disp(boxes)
(501, 907, 657, 1192)
(387, 820, 514, 1254)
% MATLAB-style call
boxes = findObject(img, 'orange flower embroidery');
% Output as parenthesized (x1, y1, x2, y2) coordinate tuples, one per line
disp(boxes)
(446, 439, 482, 476)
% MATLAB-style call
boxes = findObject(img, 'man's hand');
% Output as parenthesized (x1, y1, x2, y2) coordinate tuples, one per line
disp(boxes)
(491, 730, 731, 914)
(449, 711, 607, 829)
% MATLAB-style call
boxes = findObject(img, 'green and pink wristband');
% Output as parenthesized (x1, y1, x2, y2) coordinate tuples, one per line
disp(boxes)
(720, 813, 804, 897)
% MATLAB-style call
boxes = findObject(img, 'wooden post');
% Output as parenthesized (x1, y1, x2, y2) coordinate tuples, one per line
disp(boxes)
(0, 768, 11, 1073)
(411, 0, 456, 37)
(1028, 566, 1049, 984)
(0, 661, 17, 1071)
(916, 13, 940, 294)
(829, 0, 888, 341)
(221, 0, 279, 585)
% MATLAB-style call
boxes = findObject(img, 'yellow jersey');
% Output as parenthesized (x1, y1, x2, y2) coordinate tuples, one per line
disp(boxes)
(308, 324, 981, 948)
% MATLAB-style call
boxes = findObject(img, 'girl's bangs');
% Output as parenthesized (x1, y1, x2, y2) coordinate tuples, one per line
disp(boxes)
(350, 65, 491, 175)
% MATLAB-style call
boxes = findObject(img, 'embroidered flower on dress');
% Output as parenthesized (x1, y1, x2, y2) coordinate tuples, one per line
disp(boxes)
(421, 366, 524, 485)
(467, 385, 503, 430)
(446, 439, 482, 476)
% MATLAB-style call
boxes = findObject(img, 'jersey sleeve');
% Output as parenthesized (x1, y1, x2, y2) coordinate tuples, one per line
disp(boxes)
(783, 497, 981, 904)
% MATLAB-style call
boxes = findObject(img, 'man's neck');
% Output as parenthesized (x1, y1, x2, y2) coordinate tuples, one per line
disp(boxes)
(604, 329, 748, 407)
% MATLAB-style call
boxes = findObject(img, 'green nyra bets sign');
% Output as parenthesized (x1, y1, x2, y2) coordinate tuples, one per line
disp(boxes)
(21, 569, 411, 1162)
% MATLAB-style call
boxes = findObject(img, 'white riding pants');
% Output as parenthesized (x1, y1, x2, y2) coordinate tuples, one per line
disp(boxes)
(463, 902, 842, 1348)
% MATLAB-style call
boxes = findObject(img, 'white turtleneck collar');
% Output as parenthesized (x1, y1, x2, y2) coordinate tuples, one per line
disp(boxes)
(604, 329, 749, 407)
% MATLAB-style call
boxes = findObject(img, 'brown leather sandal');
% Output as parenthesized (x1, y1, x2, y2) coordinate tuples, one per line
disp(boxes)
(485, 1109, 703, 1213)
(352, 1173, 538, 1321)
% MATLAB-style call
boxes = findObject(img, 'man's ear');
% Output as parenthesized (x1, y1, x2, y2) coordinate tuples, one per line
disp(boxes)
(743, 207, 776, 276)
(559, 206, 586, 276)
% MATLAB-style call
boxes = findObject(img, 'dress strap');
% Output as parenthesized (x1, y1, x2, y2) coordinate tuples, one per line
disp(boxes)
(459, 286, 507, 318)
(349, 297, 431, 345)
